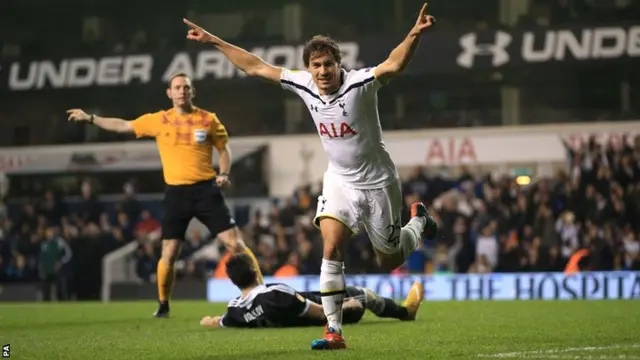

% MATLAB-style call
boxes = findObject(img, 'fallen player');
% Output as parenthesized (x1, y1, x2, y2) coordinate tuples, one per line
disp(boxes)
(200, 253, 424, 328)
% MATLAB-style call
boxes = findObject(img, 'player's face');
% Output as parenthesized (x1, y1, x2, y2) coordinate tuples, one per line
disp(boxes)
(307, 52, 340, 94)
(167, 76, 194, 107)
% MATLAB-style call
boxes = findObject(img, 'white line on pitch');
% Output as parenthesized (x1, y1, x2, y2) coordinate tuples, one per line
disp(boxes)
(477, 344, 640, 358)
(518, 356, 640, 359)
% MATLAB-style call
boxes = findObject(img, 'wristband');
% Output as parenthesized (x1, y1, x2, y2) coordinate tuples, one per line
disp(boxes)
(89, 114, 95, 123)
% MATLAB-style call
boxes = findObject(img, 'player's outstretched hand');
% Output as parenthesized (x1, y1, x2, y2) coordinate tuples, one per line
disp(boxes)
(200, 316, 222, 328)
(66, 109, 91, 122)
(184, 18, 216, 44)
(412, 3, 436, 34)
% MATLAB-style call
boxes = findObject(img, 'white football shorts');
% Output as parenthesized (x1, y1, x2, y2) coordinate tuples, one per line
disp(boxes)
(313, 171, 403, 254)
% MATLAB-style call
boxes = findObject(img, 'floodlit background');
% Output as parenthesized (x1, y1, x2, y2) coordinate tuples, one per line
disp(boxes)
(0, 0, 638, 303)
(1, 1, 639, 359)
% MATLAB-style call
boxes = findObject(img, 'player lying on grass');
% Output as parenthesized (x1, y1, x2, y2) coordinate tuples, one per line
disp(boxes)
(200, 254, 424, 328)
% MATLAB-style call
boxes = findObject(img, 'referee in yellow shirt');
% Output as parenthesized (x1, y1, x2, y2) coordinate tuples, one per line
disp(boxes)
(67, 72, 264, 317)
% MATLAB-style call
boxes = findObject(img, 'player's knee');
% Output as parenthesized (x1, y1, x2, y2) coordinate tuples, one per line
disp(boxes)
(323, 243, 342, 261)
(161, 239, 182, 263)
(218, 227, 245, 252)
(319, 218, 351, 260)
(229, 239, 246, 253)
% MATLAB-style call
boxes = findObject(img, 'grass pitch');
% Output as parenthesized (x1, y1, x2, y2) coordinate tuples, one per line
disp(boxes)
(0, 300, 638, 360)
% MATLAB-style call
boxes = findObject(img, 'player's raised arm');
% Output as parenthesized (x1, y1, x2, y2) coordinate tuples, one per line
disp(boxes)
(184, 18, 282, 83)
(67, 109, 133, 133)
(373, 3, 435, 84)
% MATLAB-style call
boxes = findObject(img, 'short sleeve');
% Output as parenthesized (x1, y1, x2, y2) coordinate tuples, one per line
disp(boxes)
(210, 113, 229, 151)
(345, 67, 382, 95)
(280, 68, 314, 97)
(130, 111, 162, 138)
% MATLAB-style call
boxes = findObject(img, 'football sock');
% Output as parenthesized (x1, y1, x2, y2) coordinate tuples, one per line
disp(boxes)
(157, 259, 175, 304)
(320, 259, 346, 333)
(367, 296, 409, 319)
(241, 247, 264, 285)
(400, 217, 425, 260)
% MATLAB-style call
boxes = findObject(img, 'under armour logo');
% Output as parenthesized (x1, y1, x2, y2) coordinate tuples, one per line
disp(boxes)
(338, 102, 347, 116)
(310, 105, 319, 112)
(457, 31, 512, 69)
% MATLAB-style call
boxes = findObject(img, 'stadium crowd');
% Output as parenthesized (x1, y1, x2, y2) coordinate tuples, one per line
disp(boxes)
(1, 135, 638, 300)
(225, 133, 640, 277)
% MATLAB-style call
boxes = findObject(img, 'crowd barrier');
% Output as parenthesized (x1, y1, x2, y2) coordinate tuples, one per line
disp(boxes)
(206, 271, 640, 302)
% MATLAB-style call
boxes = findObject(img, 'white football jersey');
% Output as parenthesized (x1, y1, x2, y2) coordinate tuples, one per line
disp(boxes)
(281, 67, 399, 189)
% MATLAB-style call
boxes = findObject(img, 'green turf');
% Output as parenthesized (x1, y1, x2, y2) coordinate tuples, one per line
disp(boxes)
(0, 300, 638, 360)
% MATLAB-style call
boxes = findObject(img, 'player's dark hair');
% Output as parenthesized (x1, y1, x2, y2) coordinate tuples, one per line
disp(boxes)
(303, 35, 342, 68)
(167, 72, 190, 88)
(226, 253, 258, 289)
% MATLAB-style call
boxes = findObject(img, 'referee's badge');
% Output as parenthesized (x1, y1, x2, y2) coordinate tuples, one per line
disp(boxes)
(193, 129, 207, 144)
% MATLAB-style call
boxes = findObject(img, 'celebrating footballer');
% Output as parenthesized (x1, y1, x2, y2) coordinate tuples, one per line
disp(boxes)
(184, 2, 437, 350)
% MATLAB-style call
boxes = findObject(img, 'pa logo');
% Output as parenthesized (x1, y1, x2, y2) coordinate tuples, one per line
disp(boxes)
(457, 31, 512, 69)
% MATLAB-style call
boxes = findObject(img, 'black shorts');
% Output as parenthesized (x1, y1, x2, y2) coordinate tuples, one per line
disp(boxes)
(162, 179, 235, 240)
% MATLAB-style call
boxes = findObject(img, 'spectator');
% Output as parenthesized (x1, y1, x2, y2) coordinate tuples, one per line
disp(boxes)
(77, 180, 103, 224)
(38, 190, 66, 225)
(622, 225, 639, 270)
(38, 227, 72, 301)
(469, 255, 492, 274)
(118, 181, 142, 224)
(556, 211, 580, 260)
(135, 242, 157, 283)
(403, 167, 430, 201)
(278, 197, 299, 230)
(476, 222, 498, 271)
(134, 210, 160, 239)
(274, 252, 301, 278)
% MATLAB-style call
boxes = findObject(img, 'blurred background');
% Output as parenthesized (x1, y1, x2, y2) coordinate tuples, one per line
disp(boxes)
(0, 0, 638, 302)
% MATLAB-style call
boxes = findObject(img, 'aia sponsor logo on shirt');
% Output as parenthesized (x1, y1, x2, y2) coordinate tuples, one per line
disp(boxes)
(318, 122, 357, 139)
